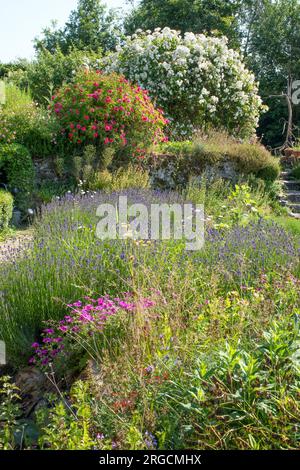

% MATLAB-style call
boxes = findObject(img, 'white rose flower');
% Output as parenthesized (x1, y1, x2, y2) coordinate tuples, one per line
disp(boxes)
(103, 28, 264, 138)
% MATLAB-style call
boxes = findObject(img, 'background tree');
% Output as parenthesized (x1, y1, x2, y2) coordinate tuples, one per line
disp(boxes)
(0, 59, 30, 81)
(34, 0, 121, 54)
(244, 0, 300, 147)
(124, 0, 243, 46)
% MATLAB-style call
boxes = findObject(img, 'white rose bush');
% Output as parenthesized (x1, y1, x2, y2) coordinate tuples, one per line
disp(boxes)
(103, 28, 265, 138)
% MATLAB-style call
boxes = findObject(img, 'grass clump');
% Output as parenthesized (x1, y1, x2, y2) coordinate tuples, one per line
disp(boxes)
(86, 165, 150, 192)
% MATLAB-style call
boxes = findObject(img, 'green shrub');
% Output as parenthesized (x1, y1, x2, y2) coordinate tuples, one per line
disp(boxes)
(0, 58, 30, 88)
(291, 164, 300, 180)
(110, 165, 150, 192)
(0, 84, 57, 157)
(0, 376, 21, 450)
(87, 169, 113, 191)
(86, 165, 150, 192)
(228, 142, 280, 181)
(37, 381, 96, 450)
(68, 145, 115, 184)
(34, 180, 75, 205)
(27, 48, 100, 105)
(0, 144, 35, 210)
(0, 190, 13, 230)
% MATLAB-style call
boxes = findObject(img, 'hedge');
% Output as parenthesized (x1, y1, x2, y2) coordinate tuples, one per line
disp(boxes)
(0, 144, 35, 210)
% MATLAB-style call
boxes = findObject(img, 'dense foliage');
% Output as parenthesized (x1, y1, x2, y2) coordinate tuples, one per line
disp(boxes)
(1, 0, 299, 147)
(104, 28, 264, 138)
(26, 48, 99, 105)
(125, 0, 242, 45)
(0, 190, 13, 230)
(34, 0, 120, 54)
(244, 0, 300, 147)
(0, 84, 56, 157)
(0, 144, 35, 209)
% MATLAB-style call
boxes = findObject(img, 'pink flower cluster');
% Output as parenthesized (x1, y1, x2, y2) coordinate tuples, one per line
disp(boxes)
(30, 294, 155, 367)
(50, 70, 168, 158)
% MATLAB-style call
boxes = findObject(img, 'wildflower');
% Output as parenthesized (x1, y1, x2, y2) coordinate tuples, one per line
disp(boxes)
(43, 338, 53, 344)
(144, 431, 158, 450)
(30, 293, 155, 368)
(44, 329, 54, 335)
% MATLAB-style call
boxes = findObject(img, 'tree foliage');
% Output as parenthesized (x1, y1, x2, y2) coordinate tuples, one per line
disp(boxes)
(125, 0, 243, 46)
(34, 0, 120, 54)
(244, 0, 300, 147)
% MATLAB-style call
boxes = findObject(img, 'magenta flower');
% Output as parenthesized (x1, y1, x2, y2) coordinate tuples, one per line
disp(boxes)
(44, 328, 55, 335)
(59, 325, 69, 332)
(30, 293, 155, 368)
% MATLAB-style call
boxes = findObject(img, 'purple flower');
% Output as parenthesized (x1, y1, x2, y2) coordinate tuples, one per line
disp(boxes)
(29, 292, 155, 370)
(43, 337, 53, 343)
(64, 316, 73, 323)
(53, 337, 63, 343)
(59, 325, 69, 332)
(144, 431, 158, 449)
(44, 328, 54, 335)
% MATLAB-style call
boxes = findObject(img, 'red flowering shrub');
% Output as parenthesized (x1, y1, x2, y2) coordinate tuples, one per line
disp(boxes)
(50, 70, 168, 159)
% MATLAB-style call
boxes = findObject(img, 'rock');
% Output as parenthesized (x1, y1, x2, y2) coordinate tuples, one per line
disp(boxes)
(12, 210, 22, 227)
(14, 367, 52, 416)
(34, 158, 58, 183)
(149, 153, 239, 190)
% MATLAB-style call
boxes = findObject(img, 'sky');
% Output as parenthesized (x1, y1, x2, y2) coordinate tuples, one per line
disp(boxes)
(0, 0, 128, 62)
